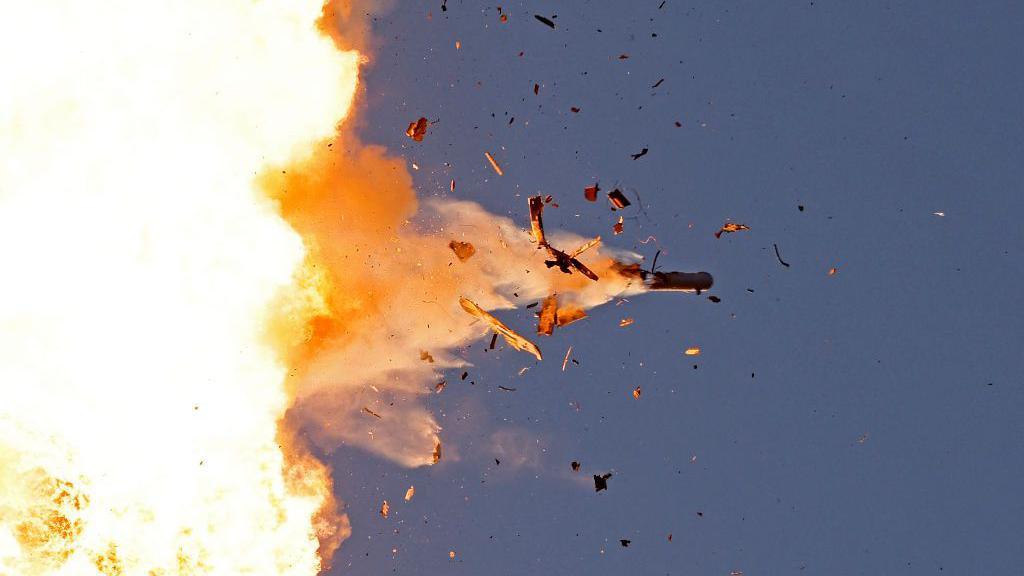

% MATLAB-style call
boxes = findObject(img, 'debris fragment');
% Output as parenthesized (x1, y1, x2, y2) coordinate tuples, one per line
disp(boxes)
(556, 305, 587, 327)
(707, 295, 721, 303)
(380, 500, 389, 518)
(613, 262, 714, 293)
(714, 222, 750, 238)
(561, 345, 573, 371)
(594, 472, 613, 492)
(773, 243, 790, 267)
(828, 267, 838, 276)
(651, 78, 665, 88)
(571, 461, 581, 472)
(533, 83, 539, 95)
(618, 54, 630, 60)
(620, 539, 631, 547)
(570, 106, 580, 113)
(607, 189, 631, 209)
(632, 386, 641, 399)
(484, 151, 504, 176)
(537, 294, 558, 336)
(497, 385, 517, 392)
(584, 183, 600, 202)
(405, 117, 429, 142)
(630, 147, 648, 160)
(450, 179, 456, 192)
(404, 486, 415, 501)
(432, 440, 443, 464)
(489, 333, 498, 350)
(459, 296, 542, 360)
(362, 406, 383, 419)
(534, 14, 555, 28)
(434, 380, 446, 393)
(528, 196, 600, 280)
(619, 318, 634, 327)
(448, 240, 476, 261)
(613, 216, 624, 235)
(684, 347, 701, 356)
(933, 211, 945, 217)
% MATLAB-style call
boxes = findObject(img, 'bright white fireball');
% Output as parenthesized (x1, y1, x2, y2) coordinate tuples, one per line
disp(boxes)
(0, 1, 358, 574)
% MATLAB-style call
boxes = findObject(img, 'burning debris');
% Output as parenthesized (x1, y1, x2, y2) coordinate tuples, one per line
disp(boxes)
(529, 196, 601, 280)
(459, 297, 543, 361)
(537, 294, 558, 335)
(607, 189, 632, 210)
(404, 486, 416, 502)
(715, 221, 750, 238)
(405, 117, 429, 141)
(433, 440, 443, 464)
(484, 151, 504, 175)
(613, 216, 624, 235)
(448, 240, 476, 261)
(584, 183, 600, 201)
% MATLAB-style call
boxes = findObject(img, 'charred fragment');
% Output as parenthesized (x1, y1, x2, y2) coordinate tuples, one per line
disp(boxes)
(405, 117, 429, 141)
(594, 472, 613, 492)
(607, 189, 631, 210)
(432, 440, 443, 464)
(534, 14, 555, 28)
(528, 196, 601, 281)
(584, 183, 600, 202)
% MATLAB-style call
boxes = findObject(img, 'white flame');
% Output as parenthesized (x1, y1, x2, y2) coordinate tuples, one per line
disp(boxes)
(0, 1, 358, 574)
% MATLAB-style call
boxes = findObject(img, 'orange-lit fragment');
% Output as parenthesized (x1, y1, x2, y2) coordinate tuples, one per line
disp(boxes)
(619, 318, 634, 327)
(632, 386, 642, 399)
(684, 347, 701, 356)
(380, 500, 389, 518)
(448, 240, 476, 262)
(404, 486, 415, 501)
(484, 151, 504, 175)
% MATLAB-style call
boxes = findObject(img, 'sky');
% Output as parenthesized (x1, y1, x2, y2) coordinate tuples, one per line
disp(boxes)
(326, 2, 1024, 574)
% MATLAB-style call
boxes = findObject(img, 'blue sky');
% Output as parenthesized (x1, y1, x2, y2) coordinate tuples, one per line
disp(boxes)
(327, 2, 1024, 574)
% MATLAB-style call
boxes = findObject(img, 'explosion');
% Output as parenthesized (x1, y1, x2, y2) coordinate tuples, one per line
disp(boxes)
(1, 1, 709, 574)
(0, 1, 355, 573)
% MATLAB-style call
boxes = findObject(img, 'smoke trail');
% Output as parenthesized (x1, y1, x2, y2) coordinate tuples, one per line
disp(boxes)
(263, 139, 655, 468)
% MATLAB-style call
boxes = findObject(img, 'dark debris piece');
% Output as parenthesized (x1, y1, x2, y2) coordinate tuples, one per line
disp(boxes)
(571, 461, 581, 472)
(607, 189, 631, 210)
(630, 147, 648, 160)
(534, 14, 555, 28)
(773, 243, 790, 267)
(620, 539, 631, 547)
(594, 472, 613, 492)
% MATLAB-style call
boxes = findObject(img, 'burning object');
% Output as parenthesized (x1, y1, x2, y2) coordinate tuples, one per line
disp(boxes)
(459, 297, 543, 361)
(405, 117, 429, 141)
(715, 221, 750, 238)
(529, 196, 601, 280)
